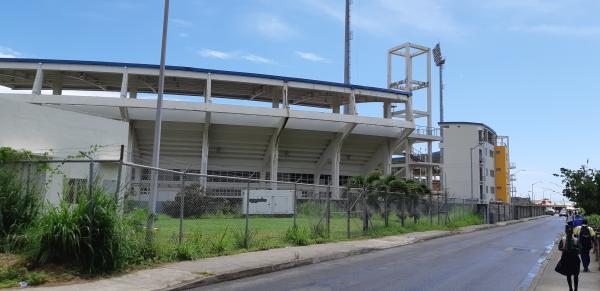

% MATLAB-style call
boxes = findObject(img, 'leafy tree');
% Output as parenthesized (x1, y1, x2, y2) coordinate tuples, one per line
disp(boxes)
(555, 165, 600, 214)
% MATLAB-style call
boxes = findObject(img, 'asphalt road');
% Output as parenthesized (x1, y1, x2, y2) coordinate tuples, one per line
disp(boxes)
(192, 216, 564, 291)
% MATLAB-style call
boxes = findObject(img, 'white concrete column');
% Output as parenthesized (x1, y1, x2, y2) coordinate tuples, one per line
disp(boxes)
(205, 73, 212, 103)
(200, 74, 212, 190)
(331, 139, 341, 198)
(120, 67, 128, 98)
(269, 136, 279, 190)
(405, 140, 411, 179)
(383, 101, 392, 118)
(282, 82, 289, 108)
(32, 63, 44, 95)
(348, 89, 356, 115)
(382, 140, 392, 176)
(200, 114, 210, 190)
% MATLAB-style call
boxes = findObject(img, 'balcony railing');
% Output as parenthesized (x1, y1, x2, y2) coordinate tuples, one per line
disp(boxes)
(413, 126, 440, 137)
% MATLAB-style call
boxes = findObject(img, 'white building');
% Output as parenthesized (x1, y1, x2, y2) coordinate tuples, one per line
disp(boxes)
(0, 97, 128, 204)
(440, 122, 498, 203)
(0, 57, 425, 206)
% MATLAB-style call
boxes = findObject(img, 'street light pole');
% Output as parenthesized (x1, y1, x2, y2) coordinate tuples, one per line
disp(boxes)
(469, 143, 481, 202)
(531, 181, 542, 204)
(147, 0, 170, 241)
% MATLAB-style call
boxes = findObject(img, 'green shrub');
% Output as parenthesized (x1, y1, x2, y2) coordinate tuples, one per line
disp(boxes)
(174, 243, 200, 261)
(310, 223, 327, 240)
(32, 182, 130, 273)
(210, 228, 229, 254)
(232, 228, 254, 249)
(284, 226, 310, 246)
(0, 166, 42, 245)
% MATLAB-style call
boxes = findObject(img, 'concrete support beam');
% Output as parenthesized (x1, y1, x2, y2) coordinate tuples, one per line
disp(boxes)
(282, 82, 289, 108)
(315, 123, 356, 179)
(119, 68, 129, 121)
(200, 113, 211, 190)
(263, 117, 288, 189)
(32, 64, 43, 95)
(272, 93, 280, 109)
(52, 74, 63, 95)
(329, 123, 356, 197)
(383, 101, 392, 118)
(404, 140, 411, 179)
(362, 128, 414, 174)
(347, 90, 357, 115)
(205, 73, 212, 103)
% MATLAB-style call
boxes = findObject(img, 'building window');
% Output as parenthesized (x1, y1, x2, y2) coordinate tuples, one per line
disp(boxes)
(486, 186, 489, 193)
(489, 150, 494, 157)
(491, 187, 495, 194)
(496, 150, 501, 154)
(490, 170, 495, 177)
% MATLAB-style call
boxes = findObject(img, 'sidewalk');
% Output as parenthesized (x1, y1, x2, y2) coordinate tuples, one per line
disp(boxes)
(23, 218, 540, 291)
(532, 244, 600, 291)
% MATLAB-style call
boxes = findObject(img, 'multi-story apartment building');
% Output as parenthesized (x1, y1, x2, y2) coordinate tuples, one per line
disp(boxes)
(440, 122, 510, 203)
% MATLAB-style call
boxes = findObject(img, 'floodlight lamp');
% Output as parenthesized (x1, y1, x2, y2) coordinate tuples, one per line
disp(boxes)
(433, 43, 445, 66)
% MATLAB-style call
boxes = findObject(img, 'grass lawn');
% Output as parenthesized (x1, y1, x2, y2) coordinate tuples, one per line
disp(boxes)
(151, 206, 482, 253)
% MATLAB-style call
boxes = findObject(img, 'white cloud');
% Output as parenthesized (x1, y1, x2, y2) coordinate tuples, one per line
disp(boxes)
(0, 46, 22, 58)
(510, 24, 600, 37)
(171, 18, 193, 27)
(295, 51, 330, 63)
(255, 14, 294, 39)
(198, 48, 235, 60)
(198, 48, 275, 65)
(242, 53, 274, 64)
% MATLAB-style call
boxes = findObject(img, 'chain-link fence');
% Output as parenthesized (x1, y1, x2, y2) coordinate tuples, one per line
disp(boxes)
(9, 158, 548, 255)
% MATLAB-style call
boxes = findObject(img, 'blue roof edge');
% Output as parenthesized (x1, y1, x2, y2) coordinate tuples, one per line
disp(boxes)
(0, 58, 411, 96)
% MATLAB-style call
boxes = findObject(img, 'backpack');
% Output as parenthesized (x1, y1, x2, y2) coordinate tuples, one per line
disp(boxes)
(580, 226, 592, 249)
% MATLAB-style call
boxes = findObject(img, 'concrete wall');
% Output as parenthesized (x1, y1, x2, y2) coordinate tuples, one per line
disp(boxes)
(442, 124, 496, 202)
(0, 97, 128, 204)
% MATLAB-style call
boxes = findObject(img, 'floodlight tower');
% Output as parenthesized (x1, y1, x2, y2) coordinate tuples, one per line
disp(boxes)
(387, 43, 441, 191)
(432, 43, 445, 193)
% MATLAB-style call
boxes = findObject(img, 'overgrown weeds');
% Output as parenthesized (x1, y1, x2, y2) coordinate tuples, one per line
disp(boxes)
(284, 225, 310, 246)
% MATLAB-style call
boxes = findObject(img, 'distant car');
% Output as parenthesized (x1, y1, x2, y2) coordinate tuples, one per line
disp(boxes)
(545, 207, 556, 215)
(558, 208, 567, 217)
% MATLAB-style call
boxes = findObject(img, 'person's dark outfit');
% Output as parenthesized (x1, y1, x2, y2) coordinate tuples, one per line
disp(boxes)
(576, 224, 595, 272)
(555, 237, 581, 291)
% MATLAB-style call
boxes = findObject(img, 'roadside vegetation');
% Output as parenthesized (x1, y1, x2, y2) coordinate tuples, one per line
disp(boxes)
(555, 164, 600, 215)
(0, 148, 483, 288)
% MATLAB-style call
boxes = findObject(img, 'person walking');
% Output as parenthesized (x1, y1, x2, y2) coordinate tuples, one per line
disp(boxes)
(574, 219, 596, 272)
(567, 211, 575, 227)
(555, 225, 581, 291)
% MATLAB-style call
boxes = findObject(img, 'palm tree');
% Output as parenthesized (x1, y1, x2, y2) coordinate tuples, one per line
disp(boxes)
(349, 171, 380, 232)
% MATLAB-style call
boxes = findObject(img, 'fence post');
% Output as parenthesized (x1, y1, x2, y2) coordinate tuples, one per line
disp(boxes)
(400, 193, 407, 226)
(346, 185, 350, 239)
(244, 181, 250, 248)
(326, 185, 331, 237)
(428, 192, 433, 224)
(114, 145, 124, 207)
(178, 171, 186, 245)
(293, 183, 297, 229)
(444, 191, 449, 225)
(362, 189, 368, 235)
(88, 160, 94, 218)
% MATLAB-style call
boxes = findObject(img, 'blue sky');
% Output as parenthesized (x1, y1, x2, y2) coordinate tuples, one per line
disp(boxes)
(2, 0, 599, 202)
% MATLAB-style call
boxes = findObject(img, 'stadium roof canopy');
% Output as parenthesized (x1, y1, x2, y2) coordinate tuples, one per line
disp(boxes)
(0, 58, 410, 108)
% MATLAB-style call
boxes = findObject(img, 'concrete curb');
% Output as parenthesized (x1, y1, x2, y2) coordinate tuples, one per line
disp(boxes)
(165, 216, 549, 291)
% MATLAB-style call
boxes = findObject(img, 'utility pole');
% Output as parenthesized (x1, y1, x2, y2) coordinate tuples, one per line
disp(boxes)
(147, 0, 170, 241)
(343, 0, 351, 114)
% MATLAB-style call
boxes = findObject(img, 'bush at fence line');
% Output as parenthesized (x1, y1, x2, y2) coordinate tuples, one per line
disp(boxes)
(210, 228, 230, 254)
(0, 148, 47, 249)
(232, 228, 255, 249)
(162, 184, 239, 218)
(284, 225, 310, 246)
(28, 180, 151, 274)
